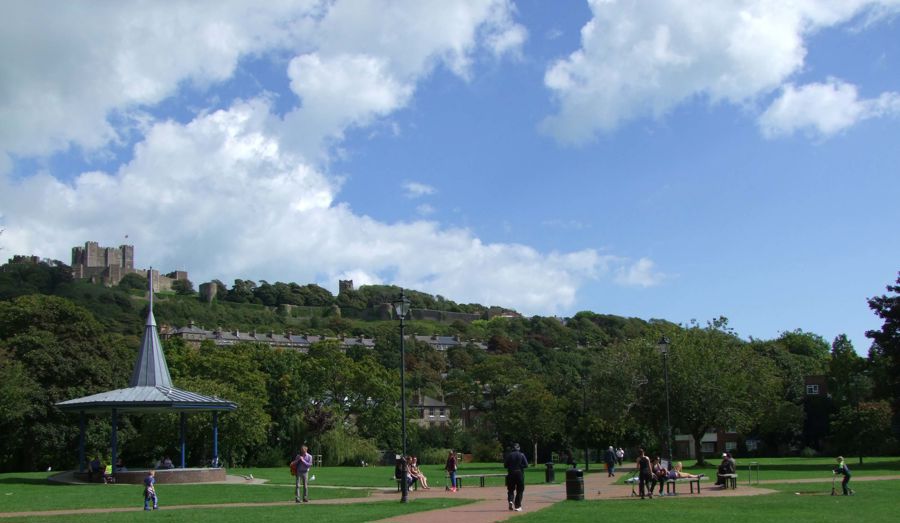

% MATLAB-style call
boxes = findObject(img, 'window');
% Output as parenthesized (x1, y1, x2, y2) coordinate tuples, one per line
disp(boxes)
(806, 384, 820, 395)
(701, 442, 716, 454)
(429, 407, 435, 417)
(746, 439, 759, 451)
(725, 441, 737, 452)
(439, 408, 445, 417)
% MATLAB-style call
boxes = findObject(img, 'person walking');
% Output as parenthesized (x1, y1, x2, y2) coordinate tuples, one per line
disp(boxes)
(504, 443, 528, 511)
(834, 456, 853, 495)
(291, 445, 313, 503)
(636, 448, 653, 499)
(143, 470, 158, 511)
(445, 450, 458, 492)
(604, 446, 617, 477)
(616, 447, 624, 466)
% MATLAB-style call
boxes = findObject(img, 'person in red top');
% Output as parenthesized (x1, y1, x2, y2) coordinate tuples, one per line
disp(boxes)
(445, 450, 458, 492)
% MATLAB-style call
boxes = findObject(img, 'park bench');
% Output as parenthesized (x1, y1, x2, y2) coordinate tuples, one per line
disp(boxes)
(455, 473, 507, 488)
(666, 476, 706, 495)
(719, 473, 738, 489)
(393, 477, 418, 492)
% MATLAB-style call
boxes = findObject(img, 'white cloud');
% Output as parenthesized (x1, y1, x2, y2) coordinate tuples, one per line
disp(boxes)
(0, 1, 313, 159)
(416, 204, 437, 216)
(0, 0, 657, 316)
(759, 79, 900, 138)
(403, 182, 437, 198)
(614, 258, 665, 288)
(540, 0, 900, 144)
(1, 101, 651, 314)
(0, 1, 526, 162)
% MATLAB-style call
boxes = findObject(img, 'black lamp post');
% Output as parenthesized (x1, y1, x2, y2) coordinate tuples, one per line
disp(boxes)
(393, 290, 411, 503)
(582, 367, 589, 471)
(658, 336, 673, 466)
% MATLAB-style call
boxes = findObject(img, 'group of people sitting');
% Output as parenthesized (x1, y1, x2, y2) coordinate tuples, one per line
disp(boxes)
(637, 449, 705, 498)
(394, 455, 431, 490)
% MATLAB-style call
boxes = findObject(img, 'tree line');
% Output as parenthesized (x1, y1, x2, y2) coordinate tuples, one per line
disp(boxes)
(0, 259, 897, 470)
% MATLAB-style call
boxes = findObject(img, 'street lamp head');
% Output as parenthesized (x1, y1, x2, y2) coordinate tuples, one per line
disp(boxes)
(658, 336, 670, 355)
(392, 290, 411, 319)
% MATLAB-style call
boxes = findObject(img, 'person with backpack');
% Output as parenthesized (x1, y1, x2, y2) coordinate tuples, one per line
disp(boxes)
(291, 446, 313, 503)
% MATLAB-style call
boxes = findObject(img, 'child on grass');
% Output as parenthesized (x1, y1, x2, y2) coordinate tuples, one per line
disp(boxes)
(143, 470, 158, 510)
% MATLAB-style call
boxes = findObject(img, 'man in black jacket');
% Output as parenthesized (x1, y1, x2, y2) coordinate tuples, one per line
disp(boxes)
(504, 443, 528, 511)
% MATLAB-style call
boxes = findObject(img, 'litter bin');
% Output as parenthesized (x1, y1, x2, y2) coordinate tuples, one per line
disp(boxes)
(565, 468, 584, 500)
(545, 462, 555, 483)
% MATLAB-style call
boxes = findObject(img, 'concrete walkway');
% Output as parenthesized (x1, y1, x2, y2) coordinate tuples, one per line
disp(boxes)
(372, 468, 779, 523)
(4, 471, 898, 521)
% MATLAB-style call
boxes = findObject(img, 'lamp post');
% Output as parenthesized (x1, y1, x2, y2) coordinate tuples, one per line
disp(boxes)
(393, 290, 411, 503)
(658, 336, 673, 466)
(582, 366, 589, 471)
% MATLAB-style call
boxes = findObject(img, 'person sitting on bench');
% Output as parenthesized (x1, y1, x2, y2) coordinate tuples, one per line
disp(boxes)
(409, 456, 430, 489)
(395, 456, 416, 489)
(649, 457, 667, 495)
(716, 453, 735, 486)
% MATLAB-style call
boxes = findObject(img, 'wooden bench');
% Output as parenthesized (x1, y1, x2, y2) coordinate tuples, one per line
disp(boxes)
(719, 473, 738, 489)
(394, 477, 418, 492)
(455, 473, 506, 488)
(666, 476, 707, 495)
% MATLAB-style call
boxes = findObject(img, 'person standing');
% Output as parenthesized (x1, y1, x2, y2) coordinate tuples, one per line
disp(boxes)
(291, 445, 313, 503)
(604, 446, 617, 477)
(143, 470, 158, 511)
(636, 448, 653, 499)
(445, 450, 458, 492)
(504, 443, 528, 511)
(616, 447, 624, 466)
(835, 456, 853, 495)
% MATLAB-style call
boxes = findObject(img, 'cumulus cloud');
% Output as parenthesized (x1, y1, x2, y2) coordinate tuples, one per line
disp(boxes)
(0, 1, 526, 162)
(0, 0, 662, 316)
(0, 101, 641, 313)
(403, 182, 437, 198)
(614, 258, 666, 288)
(759, 79, 900, 138)
(0, 1, 311, 160)
(540, 0, 899, 144)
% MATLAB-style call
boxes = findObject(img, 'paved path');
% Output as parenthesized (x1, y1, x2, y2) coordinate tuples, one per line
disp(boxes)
(4, 472, 898, 521)
(372, 469, 780, 523)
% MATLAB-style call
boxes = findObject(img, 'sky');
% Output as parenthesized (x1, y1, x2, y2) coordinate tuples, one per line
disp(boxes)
(1, 0, 899, 353)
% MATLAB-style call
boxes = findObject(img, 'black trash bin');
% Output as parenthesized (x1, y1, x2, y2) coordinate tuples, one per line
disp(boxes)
(565, 468, 584, 500)
(545, 462, 555, 483)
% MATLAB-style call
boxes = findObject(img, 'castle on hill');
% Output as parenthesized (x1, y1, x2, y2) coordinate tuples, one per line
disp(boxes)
(71, 241, 188, 292)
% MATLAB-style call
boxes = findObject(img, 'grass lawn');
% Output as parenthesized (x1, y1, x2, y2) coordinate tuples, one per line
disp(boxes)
(613, 456, 900, 484)
(515, 479, 896, 523)
(0, 472, 363, 512)
(7, 498, 472, 523)
(233, 462, 559, 488)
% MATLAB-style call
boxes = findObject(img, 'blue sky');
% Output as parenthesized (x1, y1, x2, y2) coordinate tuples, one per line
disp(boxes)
(1, 1, 898, 353)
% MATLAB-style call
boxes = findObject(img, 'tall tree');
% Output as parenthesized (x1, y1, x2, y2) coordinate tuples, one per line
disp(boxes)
(866, 272, 900, 435)
(667, 323, 779, 465)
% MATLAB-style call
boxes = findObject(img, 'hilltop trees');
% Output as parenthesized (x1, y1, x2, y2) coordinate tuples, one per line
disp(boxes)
(866, 272, 900, 436)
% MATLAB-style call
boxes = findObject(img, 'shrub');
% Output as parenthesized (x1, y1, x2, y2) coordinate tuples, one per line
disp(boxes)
(800, 446, 818, 458)
(419, 448, 451, 465)
(472, 440, 502, 462)
(316, 428, 380, 466)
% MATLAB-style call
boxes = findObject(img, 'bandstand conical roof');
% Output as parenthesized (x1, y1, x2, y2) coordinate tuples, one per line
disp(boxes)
(57, 272, 236, 414)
